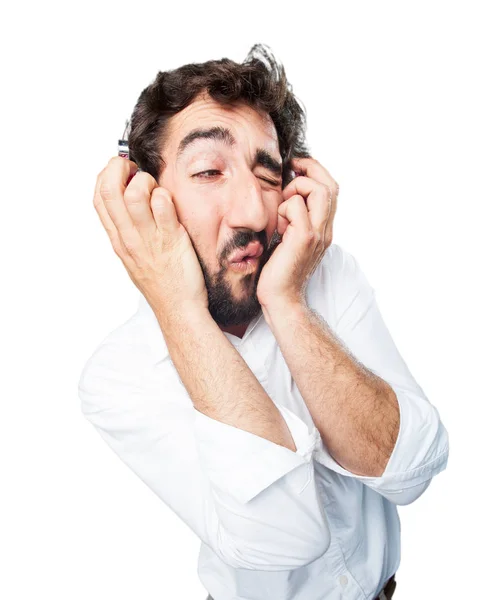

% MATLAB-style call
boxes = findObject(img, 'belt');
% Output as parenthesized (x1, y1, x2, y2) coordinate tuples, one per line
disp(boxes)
(375, 574, 397, 600)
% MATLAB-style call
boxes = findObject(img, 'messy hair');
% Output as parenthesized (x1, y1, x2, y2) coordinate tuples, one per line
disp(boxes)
(127, 43, 310, 189)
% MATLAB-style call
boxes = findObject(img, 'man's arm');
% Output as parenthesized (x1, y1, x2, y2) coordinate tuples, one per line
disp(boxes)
(79, 307, 330, 570)
(261, 299, 399, 477)
(260, 245, 449, 505)
(156, 305, 297, 451)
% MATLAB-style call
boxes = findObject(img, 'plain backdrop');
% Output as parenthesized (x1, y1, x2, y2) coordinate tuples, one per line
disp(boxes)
(1, 1, 493, 599)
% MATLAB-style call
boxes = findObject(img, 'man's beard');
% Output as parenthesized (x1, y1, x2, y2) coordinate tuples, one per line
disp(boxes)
(193, 229, 282, 327)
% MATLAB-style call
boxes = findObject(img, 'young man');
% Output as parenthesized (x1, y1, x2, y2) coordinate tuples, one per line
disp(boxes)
(79, 44, 449, 600)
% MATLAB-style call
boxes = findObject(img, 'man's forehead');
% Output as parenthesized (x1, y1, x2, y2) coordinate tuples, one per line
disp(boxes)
(166, 95, 280, 157)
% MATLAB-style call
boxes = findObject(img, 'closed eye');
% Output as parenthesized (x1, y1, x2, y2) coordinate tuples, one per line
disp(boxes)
(193, 170, 280, 186)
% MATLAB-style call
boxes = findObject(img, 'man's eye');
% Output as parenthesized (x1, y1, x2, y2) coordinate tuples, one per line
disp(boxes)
(193, 170, 280, 186)
(193, 170, 221, 178)
(259, 177, 281, 187)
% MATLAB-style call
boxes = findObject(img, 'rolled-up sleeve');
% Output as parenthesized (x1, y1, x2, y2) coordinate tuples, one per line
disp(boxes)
(314, 246, 450, 505)
(78, 326, 330, 570)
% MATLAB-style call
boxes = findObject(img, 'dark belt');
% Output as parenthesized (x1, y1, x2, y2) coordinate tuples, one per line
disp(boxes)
(374, 574, 397, 600)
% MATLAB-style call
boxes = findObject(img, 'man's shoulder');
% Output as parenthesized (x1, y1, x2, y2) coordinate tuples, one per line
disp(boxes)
(76, 305, 177, 419)
(307, 242, 372, 328)
(78, 308, 156, 388)
(320, 242, 372, 290)
(319, 242, 360, 276)
(308, 242, 356, 294)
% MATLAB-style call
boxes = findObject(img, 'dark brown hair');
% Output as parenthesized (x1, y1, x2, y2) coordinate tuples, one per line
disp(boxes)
(127, 43, 310, 189)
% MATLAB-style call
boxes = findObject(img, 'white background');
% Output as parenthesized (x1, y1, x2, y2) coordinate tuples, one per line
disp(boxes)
(2, 1, 493, 598)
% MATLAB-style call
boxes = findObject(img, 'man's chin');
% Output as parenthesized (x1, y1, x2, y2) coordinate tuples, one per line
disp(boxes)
(208, 290, 262, 327)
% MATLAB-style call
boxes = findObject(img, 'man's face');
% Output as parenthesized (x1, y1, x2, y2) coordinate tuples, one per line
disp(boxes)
(158, 93, 284, 327)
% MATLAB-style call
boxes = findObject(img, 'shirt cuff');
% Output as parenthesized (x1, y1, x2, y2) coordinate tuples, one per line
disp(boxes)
(193, 402, 321, 504)
(313, 385, 449, 496)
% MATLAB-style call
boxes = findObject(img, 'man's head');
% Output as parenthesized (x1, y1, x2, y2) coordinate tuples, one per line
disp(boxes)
(128, 44, 310, 328)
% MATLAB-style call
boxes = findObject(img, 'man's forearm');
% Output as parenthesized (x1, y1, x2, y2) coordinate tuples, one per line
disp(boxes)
(262, 300, 399, 476)
(155, 306, 296, 452)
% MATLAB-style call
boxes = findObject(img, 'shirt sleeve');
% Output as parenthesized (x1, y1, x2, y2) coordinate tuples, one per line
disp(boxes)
(78, 326, 330, 570)
(313, 245, 450, 506)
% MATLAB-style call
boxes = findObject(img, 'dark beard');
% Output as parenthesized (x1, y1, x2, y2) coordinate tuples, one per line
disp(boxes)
(193, 229, 281, 327)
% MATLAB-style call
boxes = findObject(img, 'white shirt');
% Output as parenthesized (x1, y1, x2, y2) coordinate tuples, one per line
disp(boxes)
(78, 243, 449, 600)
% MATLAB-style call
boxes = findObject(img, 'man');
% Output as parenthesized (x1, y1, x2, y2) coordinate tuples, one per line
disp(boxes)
(79, 44, 449, 600)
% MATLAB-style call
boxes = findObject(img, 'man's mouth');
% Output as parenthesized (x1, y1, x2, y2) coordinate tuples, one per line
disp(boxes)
(228, 241, 264, 264)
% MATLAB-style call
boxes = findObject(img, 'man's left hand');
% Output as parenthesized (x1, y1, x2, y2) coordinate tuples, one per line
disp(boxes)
(257, 157, 339, 309)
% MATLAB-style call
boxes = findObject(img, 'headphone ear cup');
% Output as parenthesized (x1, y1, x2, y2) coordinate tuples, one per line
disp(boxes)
(118, 140, 129, 159)
(118, 118, 131, 158)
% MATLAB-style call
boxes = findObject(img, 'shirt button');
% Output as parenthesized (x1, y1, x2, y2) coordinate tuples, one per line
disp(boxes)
(339, 575, 348, 587)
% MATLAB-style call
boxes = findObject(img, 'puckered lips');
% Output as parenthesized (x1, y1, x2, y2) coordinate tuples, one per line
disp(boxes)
(228, 241, 264, 263)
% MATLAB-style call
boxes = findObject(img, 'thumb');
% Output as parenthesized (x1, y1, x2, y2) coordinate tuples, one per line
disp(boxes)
(150, 187, 181, 234)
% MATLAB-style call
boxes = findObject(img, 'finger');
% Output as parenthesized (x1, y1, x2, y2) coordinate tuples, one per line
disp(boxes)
(278, 194, 312, 239)
(282, 176, 332, 230)
(150, 187, 182, 235)
(291, 157, 339, 196)
(282, 175, 329, 202)
(124, 171, 159, 234)
(93, 171, 126, 256)
(99, 156, 140, 235)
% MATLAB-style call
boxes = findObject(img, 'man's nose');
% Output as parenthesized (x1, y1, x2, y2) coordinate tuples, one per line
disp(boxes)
(224, 171, 270, 233)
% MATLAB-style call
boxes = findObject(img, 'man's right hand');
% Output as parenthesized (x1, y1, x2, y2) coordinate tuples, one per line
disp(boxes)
(93, 156, 208, 318)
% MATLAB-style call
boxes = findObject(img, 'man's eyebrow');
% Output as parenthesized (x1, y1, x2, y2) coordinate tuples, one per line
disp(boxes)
(176, 126, 235, 159)
(254, 148, 282, 179)
(176, 125, 283, 179)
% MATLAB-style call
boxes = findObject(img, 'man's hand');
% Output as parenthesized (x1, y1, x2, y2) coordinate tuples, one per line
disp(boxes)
(257, 157, 339, 309)
(93, 156, 208, 318)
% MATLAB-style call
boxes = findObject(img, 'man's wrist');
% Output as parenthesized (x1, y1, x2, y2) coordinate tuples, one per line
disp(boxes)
(153, 301, 212, 338)
(261, 296, 309, 329)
